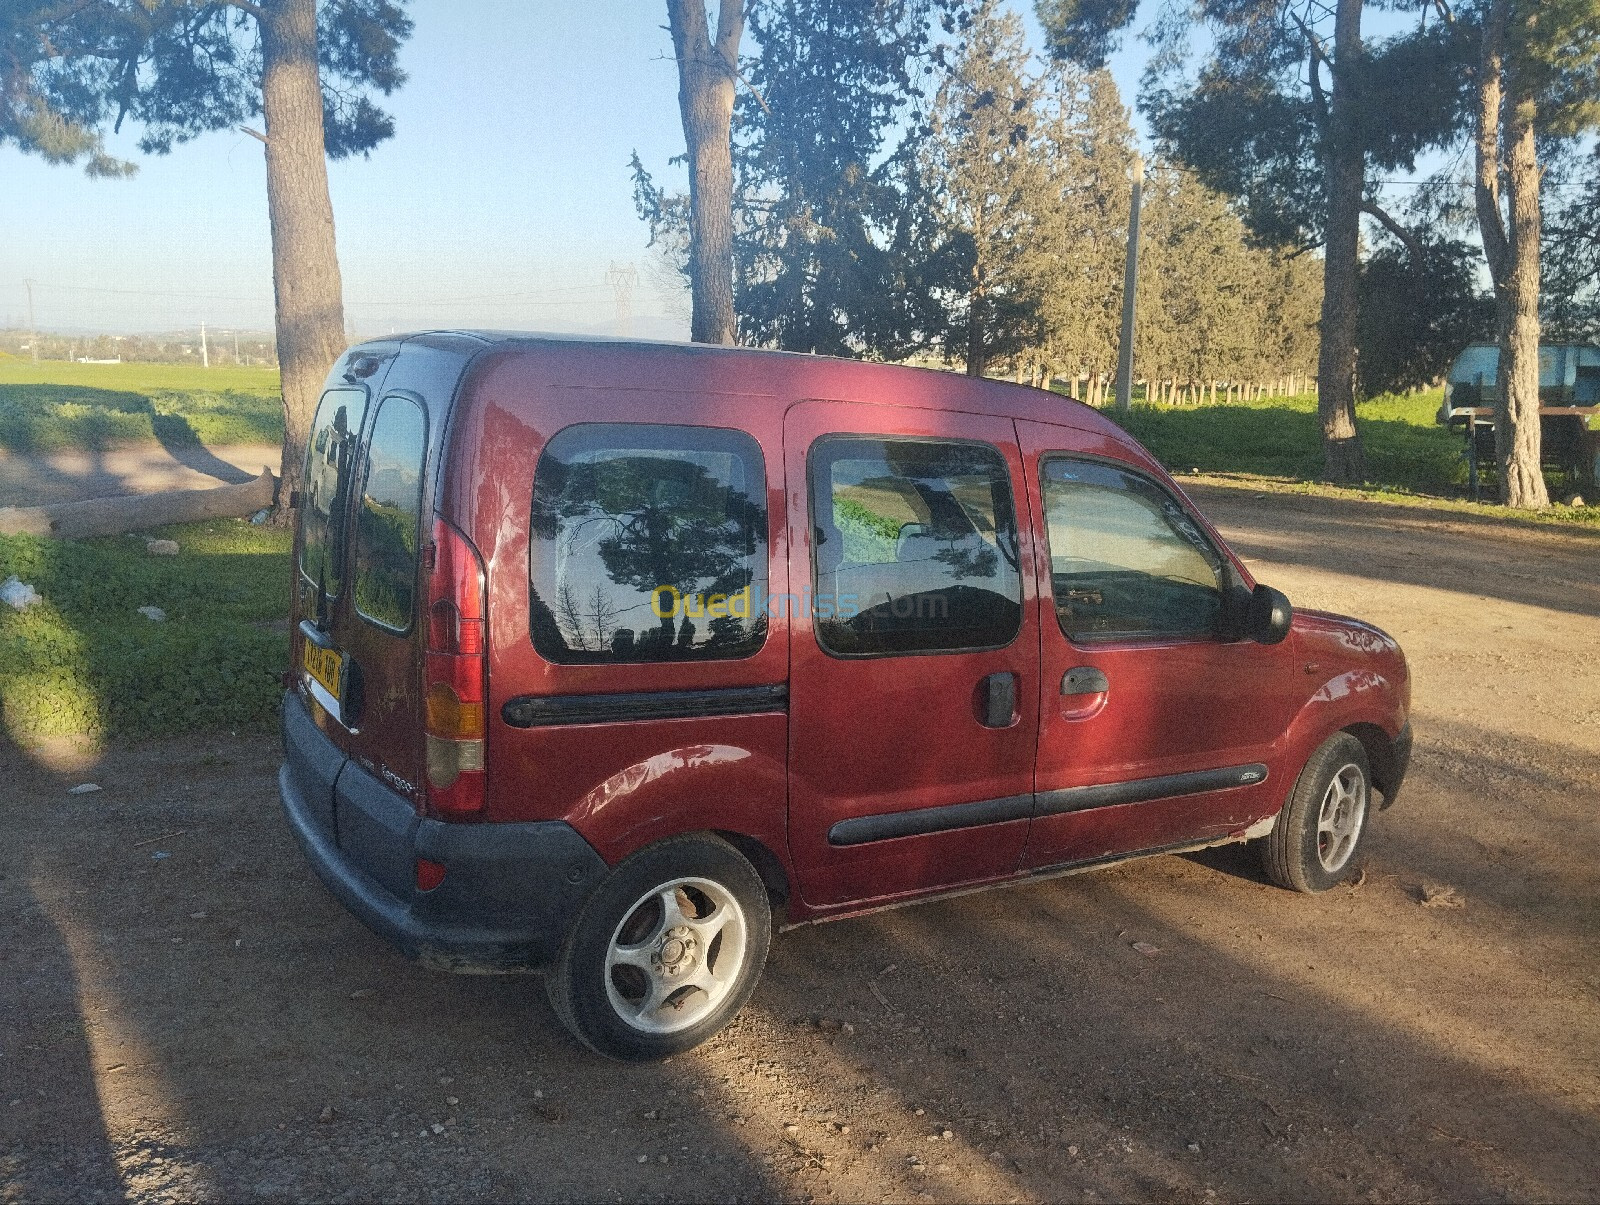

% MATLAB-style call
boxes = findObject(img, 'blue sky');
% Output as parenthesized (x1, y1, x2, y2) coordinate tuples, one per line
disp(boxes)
(0, 1, 1407, 339)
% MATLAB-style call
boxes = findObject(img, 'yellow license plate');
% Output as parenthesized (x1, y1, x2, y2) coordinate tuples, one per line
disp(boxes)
(302, 640, 343, 702)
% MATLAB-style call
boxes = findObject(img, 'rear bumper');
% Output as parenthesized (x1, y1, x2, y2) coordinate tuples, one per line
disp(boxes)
(278, 693, 607, 972)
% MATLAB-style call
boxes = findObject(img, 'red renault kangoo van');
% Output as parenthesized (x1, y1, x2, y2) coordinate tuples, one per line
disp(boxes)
(281, 332, 1412, 1061)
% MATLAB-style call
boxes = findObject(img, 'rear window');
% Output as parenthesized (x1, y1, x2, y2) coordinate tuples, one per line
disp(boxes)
(528, 423, 768, 664)
(300, 387, 368, 600)
(352, 395, 427, 633)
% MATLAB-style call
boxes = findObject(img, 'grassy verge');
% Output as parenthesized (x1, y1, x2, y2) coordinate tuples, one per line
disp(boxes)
(1105, 390, 1465, 493)
(0, 360, 282, 453)
(0, 519, 290, 745)
(1096, 388, 1599, 527)
(1174, 471, 1600, 529)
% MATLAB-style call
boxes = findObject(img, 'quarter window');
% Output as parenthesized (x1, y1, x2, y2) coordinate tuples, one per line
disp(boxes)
(1041, 458, 1224, 641)
(352, 395, 427, 632)
(299, 387, 367, 601)
(528, 424, 768, 664)
(809, 437, 1022, 656)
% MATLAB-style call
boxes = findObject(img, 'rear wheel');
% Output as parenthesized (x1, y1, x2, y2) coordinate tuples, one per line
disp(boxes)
(1261, 732, 1372, 893)
(546, 834, 771, 1061)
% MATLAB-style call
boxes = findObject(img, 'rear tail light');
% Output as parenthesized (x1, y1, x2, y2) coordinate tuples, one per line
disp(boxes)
(423, 516, 487, 819)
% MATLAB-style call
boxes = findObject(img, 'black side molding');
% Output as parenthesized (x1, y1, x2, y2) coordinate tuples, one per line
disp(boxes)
(828, 794, 1034, 847)
(1035, 764, 1268, 817)
(827, 763, 1270, 847)
(502, 684, 788, 729)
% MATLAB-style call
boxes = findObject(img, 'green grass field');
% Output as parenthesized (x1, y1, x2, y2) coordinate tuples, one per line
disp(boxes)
(1107, 390, 1463, 493)
(0, 358, 282, 452)
(1099, 388, 1599, 526)
(0, 520, 290, 747)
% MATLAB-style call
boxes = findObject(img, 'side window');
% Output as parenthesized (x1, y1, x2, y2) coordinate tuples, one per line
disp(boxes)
(810, 437, 1022, 656)
(528, 424, 768, 664)
(352, 395, 427, 632)
(1041, 458, 1224, 642)
(299, 387, 368, 599)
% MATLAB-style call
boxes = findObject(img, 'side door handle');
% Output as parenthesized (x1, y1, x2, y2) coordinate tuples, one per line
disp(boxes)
(1062, 667, 1109, 696)
(976, 671, 1018, 728)
(1060, 666, 1109, 720)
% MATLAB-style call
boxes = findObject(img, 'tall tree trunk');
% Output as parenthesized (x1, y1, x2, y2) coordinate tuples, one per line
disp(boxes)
(966, 289, 986, 379)
(259, 0, 346, 518)
(1473, 1, 1548, 509)
(1315, 0, 1368, 483)
(667, 0, 741, 346)
(1498, 105, 1547, 507)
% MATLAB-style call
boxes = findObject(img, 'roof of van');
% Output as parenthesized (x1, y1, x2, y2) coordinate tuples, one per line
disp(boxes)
(365, 329, 1137, 445)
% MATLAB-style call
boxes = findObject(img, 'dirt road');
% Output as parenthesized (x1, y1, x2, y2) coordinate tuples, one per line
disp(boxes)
(4, 485, 1597, 1203)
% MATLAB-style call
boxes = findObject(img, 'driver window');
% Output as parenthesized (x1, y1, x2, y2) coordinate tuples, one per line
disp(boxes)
(1041, 457, 1223, 642)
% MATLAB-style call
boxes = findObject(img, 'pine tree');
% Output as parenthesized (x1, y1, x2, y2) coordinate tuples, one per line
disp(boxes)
(1, 4, 132, 176)
(1031, 65, 1134, 389)
(29, 0, 412, 516)
(732, 0, 945, 356)
(1036, 0, 1460, 478)
(919, 0, 1054, 376)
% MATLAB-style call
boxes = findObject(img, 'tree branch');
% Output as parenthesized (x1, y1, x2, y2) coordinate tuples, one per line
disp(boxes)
(726, 55, 771, 116)
(1290, 11, 1335, 73)
(221, 0, 268, 21)
(1291, 12, 1332, 132)
(1361, 200, 1425, 262)
(238, 125, 268, 144)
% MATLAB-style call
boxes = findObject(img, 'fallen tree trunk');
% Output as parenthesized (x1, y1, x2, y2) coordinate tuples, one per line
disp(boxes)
(0, 468, 277, 539)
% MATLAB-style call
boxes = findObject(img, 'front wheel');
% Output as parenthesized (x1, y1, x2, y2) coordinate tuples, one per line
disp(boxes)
(1260, 732, 1372, 893)
(546, 834, 771, 1061)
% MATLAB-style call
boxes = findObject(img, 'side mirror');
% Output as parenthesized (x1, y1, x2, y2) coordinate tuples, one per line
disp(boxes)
(1247, 584, 1293, 645)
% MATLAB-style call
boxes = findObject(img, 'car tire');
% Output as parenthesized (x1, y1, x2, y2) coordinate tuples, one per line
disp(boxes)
(1260, 732, 1373, 893)
(545, 833, 772, 1062)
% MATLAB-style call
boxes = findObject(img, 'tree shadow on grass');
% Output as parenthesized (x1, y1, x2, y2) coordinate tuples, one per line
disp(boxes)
(0, 383, 264, 489)
(148, 412, 256, 485)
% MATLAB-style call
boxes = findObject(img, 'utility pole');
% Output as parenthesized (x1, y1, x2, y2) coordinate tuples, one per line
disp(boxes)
(1114, 155, 1145, 413)
(233, 330, 241, 364)
(605, 261, 639, 339)
(25, 279, 38, 363)
(200, 320, 210, 368)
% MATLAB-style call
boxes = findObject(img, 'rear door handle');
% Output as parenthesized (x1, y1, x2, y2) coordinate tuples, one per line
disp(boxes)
(1060, 666, 1109, 720)
(977, 671, 1018, 728)
(1062, 667, 1109, 696)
